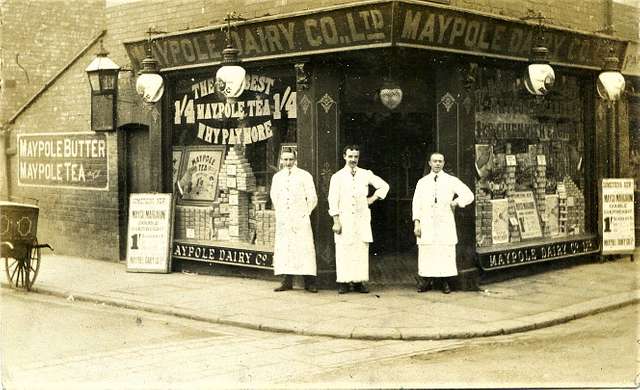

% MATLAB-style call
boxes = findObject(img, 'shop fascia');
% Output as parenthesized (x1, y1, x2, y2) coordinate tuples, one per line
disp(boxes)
(124, 1, 626, 73)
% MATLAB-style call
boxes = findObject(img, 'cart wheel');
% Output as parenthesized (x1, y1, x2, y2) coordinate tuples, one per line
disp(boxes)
(4, 241, 41, 290)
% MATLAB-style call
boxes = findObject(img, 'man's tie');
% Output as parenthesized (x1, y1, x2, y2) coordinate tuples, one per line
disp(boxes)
(434, 174, 438, 203)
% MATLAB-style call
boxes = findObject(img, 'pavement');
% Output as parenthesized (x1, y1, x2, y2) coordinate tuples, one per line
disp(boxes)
(2, 250, 638, 340)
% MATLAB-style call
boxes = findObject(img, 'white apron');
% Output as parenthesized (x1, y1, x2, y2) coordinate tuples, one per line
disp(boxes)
(328, 167, 389, 282)
(270, 167, 318, 276)
(412, 172, 474, 278)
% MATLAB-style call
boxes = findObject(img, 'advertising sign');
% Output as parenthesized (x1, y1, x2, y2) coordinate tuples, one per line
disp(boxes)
(179, 147, 225, 202)
(490, 198, 509, 244)
(172, 241, 273, 269)
(126, 193, 174, 273)
(600, 179, 635, 254)
(17, 132, 108, 190)
(511, 191, 543, 240)
(478, 236, 598, 270)
(124, 2, 624, 72)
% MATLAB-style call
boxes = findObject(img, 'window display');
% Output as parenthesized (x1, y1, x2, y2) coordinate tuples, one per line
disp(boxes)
(473, 67, 587, 248)
(170, 66, 296, 266)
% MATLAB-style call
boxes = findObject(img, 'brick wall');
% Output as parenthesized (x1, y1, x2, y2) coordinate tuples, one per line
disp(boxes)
(0, 0, 105, 123)
(5, 42, 122, 261)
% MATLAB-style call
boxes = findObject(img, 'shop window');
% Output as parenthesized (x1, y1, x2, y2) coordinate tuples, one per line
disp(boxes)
(170, 66, 296, 254)
(473, 67, 588, 247)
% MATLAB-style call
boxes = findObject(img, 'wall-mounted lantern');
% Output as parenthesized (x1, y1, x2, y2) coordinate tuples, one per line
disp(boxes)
(85, 41, 120, 94)
(597, 48, 626, 102)
(85, 40, 120, 131)
(216, 13, 246, 99)
(135, 28, 165, 104)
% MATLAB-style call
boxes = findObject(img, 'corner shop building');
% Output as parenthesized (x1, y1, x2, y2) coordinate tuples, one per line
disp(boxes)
(7, 1, 636, 288)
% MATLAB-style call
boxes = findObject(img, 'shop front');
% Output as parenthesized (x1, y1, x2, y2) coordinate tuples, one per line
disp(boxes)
(124, 0, 625, 288)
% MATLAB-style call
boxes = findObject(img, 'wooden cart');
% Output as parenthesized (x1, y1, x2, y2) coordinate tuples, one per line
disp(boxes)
(1, 201, 53, 290)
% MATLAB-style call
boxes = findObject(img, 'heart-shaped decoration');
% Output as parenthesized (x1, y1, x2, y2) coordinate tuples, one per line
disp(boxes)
(380, 88, 403, 109)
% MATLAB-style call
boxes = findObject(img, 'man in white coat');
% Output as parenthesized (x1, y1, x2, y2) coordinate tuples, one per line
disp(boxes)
(270, 149, 319, 292)
(412, 152, 474, 294)
(329, 145, 389, 294)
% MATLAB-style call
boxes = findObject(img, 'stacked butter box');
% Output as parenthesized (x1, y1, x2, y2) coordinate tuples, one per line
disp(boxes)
(211, 190, 229, 240)
(533, 156, 549, 236)
(503, 155, 519, 243)
(563, 176, 585, 235)
(250, 186, 269, 244)
(475, 188, 492, 247)
(217, 146, 257, 243)
(557, 182, 568, 235)
(174, 205, 212, 240)
(224, 147, 257, 193)
(255, 209, 276, 249)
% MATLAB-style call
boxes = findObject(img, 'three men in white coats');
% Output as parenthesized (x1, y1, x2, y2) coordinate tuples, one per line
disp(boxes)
(328, 145, 390, 294)
(270, 149, 319, 293)
(412, 152, 474, 294)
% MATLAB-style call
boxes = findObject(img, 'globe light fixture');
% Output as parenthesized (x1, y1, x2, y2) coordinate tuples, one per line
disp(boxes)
(379, 79, 403, 110)
(135, 29, 165, 104)
(520, 12, 555, 96)
(597, 48, 625, 101)
(524, 45, 555, 96)
(215, 12, 246, 99)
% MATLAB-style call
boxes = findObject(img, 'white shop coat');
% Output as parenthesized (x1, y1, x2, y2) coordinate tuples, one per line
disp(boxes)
(270, 166, 318, 275)
(328, 166, 389, 244)
(412, 171, 474, 245)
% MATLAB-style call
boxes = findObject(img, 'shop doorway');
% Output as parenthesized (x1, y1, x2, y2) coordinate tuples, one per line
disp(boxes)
(341, 111, 434, 284)
(118, 124, 150, 259)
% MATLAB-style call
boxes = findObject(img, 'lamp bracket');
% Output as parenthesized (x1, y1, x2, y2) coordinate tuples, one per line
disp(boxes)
(143, 27, 167, 56)
(222, 12, 246, 48)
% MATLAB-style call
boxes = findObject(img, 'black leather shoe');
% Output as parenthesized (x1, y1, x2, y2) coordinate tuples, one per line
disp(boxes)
(416, 276, 432, 293)
(357, 282, 369, 293)
(337, 283, 348, 294)
(441, 280, 451, 294)
(274, 283, 292, 292)
(304, 276, 318, 293)
(274, 275, 293, 292)
(305, 284, 318, 293)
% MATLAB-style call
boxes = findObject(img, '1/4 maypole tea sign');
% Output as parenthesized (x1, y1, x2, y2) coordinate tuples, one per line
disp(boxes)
(17, 132, 108, 190)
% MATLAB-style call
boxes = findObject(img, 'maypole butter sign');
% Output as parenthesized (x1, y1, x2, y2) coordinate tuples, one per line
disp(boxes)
(173, 72, 295, 145)
(18, 132, 108, 190)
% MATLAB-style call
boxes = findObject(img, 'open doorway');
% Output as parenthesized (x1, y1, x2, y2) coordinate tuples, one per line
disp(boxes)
(118, 124, 150, 259)
(341, 110, 434, 284)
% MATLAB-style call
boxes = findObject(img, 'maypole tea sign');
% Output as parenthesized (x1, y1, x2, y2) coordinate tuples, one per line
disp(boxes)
(18, 132, 108, 190)
(173, 71, 296, 146)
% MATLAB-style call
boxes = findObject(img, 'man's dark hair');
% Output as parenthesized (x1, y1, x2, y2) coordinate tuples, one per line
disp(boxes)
(342, 144, 360, 155)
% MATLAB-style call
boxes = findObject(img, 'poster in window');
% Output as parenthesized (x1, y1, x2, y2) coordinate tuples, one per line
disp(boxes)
(278, 143, 298, 170)
(511, 191, 543, 240)
(180, 146, 225, 202)
(489, 198, 509, 244)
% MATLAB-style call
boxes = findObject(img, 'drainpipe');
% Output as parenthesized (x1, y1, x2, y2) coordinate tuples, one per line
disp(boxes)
(0, 126, 7, 200)
(605, 0, 613, 35)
